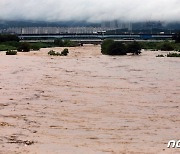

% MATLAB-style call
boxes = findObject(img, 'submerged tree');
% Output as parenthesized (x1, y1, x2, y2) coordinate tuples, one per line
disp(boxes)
(173, 32, 180, 43)
(108, 42, 127, 55)
(101, 39, 114, 55)
(127, 41, 142, 55)
(101, 39, 141, 56)
(160, 41, 174, 51)
(54, 38, 64, 47)
(17, 42, 30, 52)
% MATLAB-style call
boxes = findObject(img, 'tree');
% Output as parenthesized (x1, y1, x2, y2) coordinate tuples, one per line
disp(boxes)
(0, 34, 19, 42)
(101, 40, 142, 56)
(54, 39, 64, 47)
(6, 50, 17, 55)
(17, 42, 30, 52)
(127, 41, 142, 55)
(48, 49, 69, 56)
(173, 32, 180, 43)
(101, 39, 114, 55)
(61, 48, 69, 56)
(160, 42, 174, 51)
(63, 40, 78, 47)
(108, 42, 127, 55)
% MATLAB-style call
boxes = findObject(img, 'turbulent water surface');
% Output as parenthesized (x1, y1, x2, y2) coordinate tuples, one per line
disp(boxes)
(0, 45, 180, 153)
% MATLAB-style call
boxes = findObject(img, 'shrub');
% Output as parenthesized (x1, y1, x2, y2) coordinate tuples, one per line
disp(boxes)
(61, 48, 69, 56)
(101, 40, 142, 56)
(127, 41, 142, 55)
(101, 39, 114, 55)
(167, 53, 180, 57)
(30, 44, 41, 50)
(78, 42, 83, 46)
(48, 50, 57, 56)
(63, 40, 78, 47)
(54, 39, 78, 47)
(156, 54, 164, 57)
(0, 34, 19, 42)
(6, 50, 17, 55)
(54, 39, 64, 47)
(17, 42, 30, 52)
(3, 41, 20, 47)
(0, 44, 17, 51)
(160, 42, 174, 51)
(108, 42, 127, 55)
(140, 42, 158, 50)
(48, 49, 69, 56)
(173, 32, 180, 43)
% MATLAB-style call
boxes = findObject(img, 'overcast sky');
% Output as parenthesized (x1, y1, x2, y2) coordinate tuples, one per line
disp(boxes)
(0, 0, 180, 22)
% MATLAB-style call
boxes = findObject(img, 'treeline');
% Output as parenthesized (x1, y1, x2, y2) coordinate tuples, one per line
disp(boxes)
(54, 39, 79, 47)
(140, 41, 180, 51)
(0, 35, 79, 51)
(101, 40, 141, 55)
(173, 32, 180, 43)
(101, 38, 180, 56)
(0, 34, 19, 42)
(1, 33, 180, 53)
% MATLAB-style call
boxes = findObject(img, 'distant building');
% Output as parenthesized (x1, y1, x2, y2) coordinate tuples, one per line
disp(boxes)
(3, 27, 111, 34)
(101, 21, 132, 31)
(143, 21, 163, 29)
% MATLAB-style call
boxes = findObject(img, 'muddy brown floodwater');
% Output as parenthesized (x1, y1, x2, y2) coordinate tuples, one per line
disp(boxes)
(0, 45, 180, 154)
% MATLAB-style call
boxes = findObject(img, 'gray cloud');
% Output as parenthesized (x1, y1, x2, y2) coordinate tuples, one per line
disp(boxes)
(0, 0, 180, 22)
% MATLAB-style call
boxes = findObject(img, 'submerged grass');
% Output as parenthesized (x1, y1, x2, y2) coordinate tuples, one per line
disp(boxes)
(0, 44, 17, 51)
(140, 41, 180, 51)
(0, 42, 54, 51)
(1, 40, 180, 52)
(167, 52, 180, 57)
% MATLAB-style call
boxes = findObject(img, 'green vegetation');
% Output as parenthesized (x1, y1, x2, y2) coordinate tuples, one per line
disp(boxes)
(48, 50, 61, 56)
(101, 40, 180, 56)
(140, 41, 180, 51)
(0, 42, 55, 51)
(64, 40, 78, 47)
(156, 53, 180, 57)
(140, 42, 159, 50)
(101, 39, 142, 55)
(54, 39, 78, 47)
(60, 48, 69, 56)
(48, 48, 69, 56)
(173, 32, 180, 43)
(30, 43, 41, 50)
(1, 34, 180, 56)
(0, 34, 20, 51)
(0, 44, 17, 51)
(6, 50, 17, 55)
(0, 40, 76, 51)
(127, 41, 141, 55)
(160, 42, 174, 51)
(0, 40, 20, 51)
(108, 41, 127, 55)
(17, 42, 31, 52)
(0, 34, 78, 51)
(167, 52, 180, 57)
(0, 34, 19, 42)
(156, 54, 164, 57)
(101, 39, 114, 55)
(54, 39, 64, 47)
(30, 42, 55, 49)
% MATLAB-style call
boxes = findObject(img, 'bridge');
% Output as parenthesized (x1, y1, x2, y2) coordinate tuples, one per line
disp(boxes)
(20, 39, 166, 44)
(18, 33, 173, 41)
